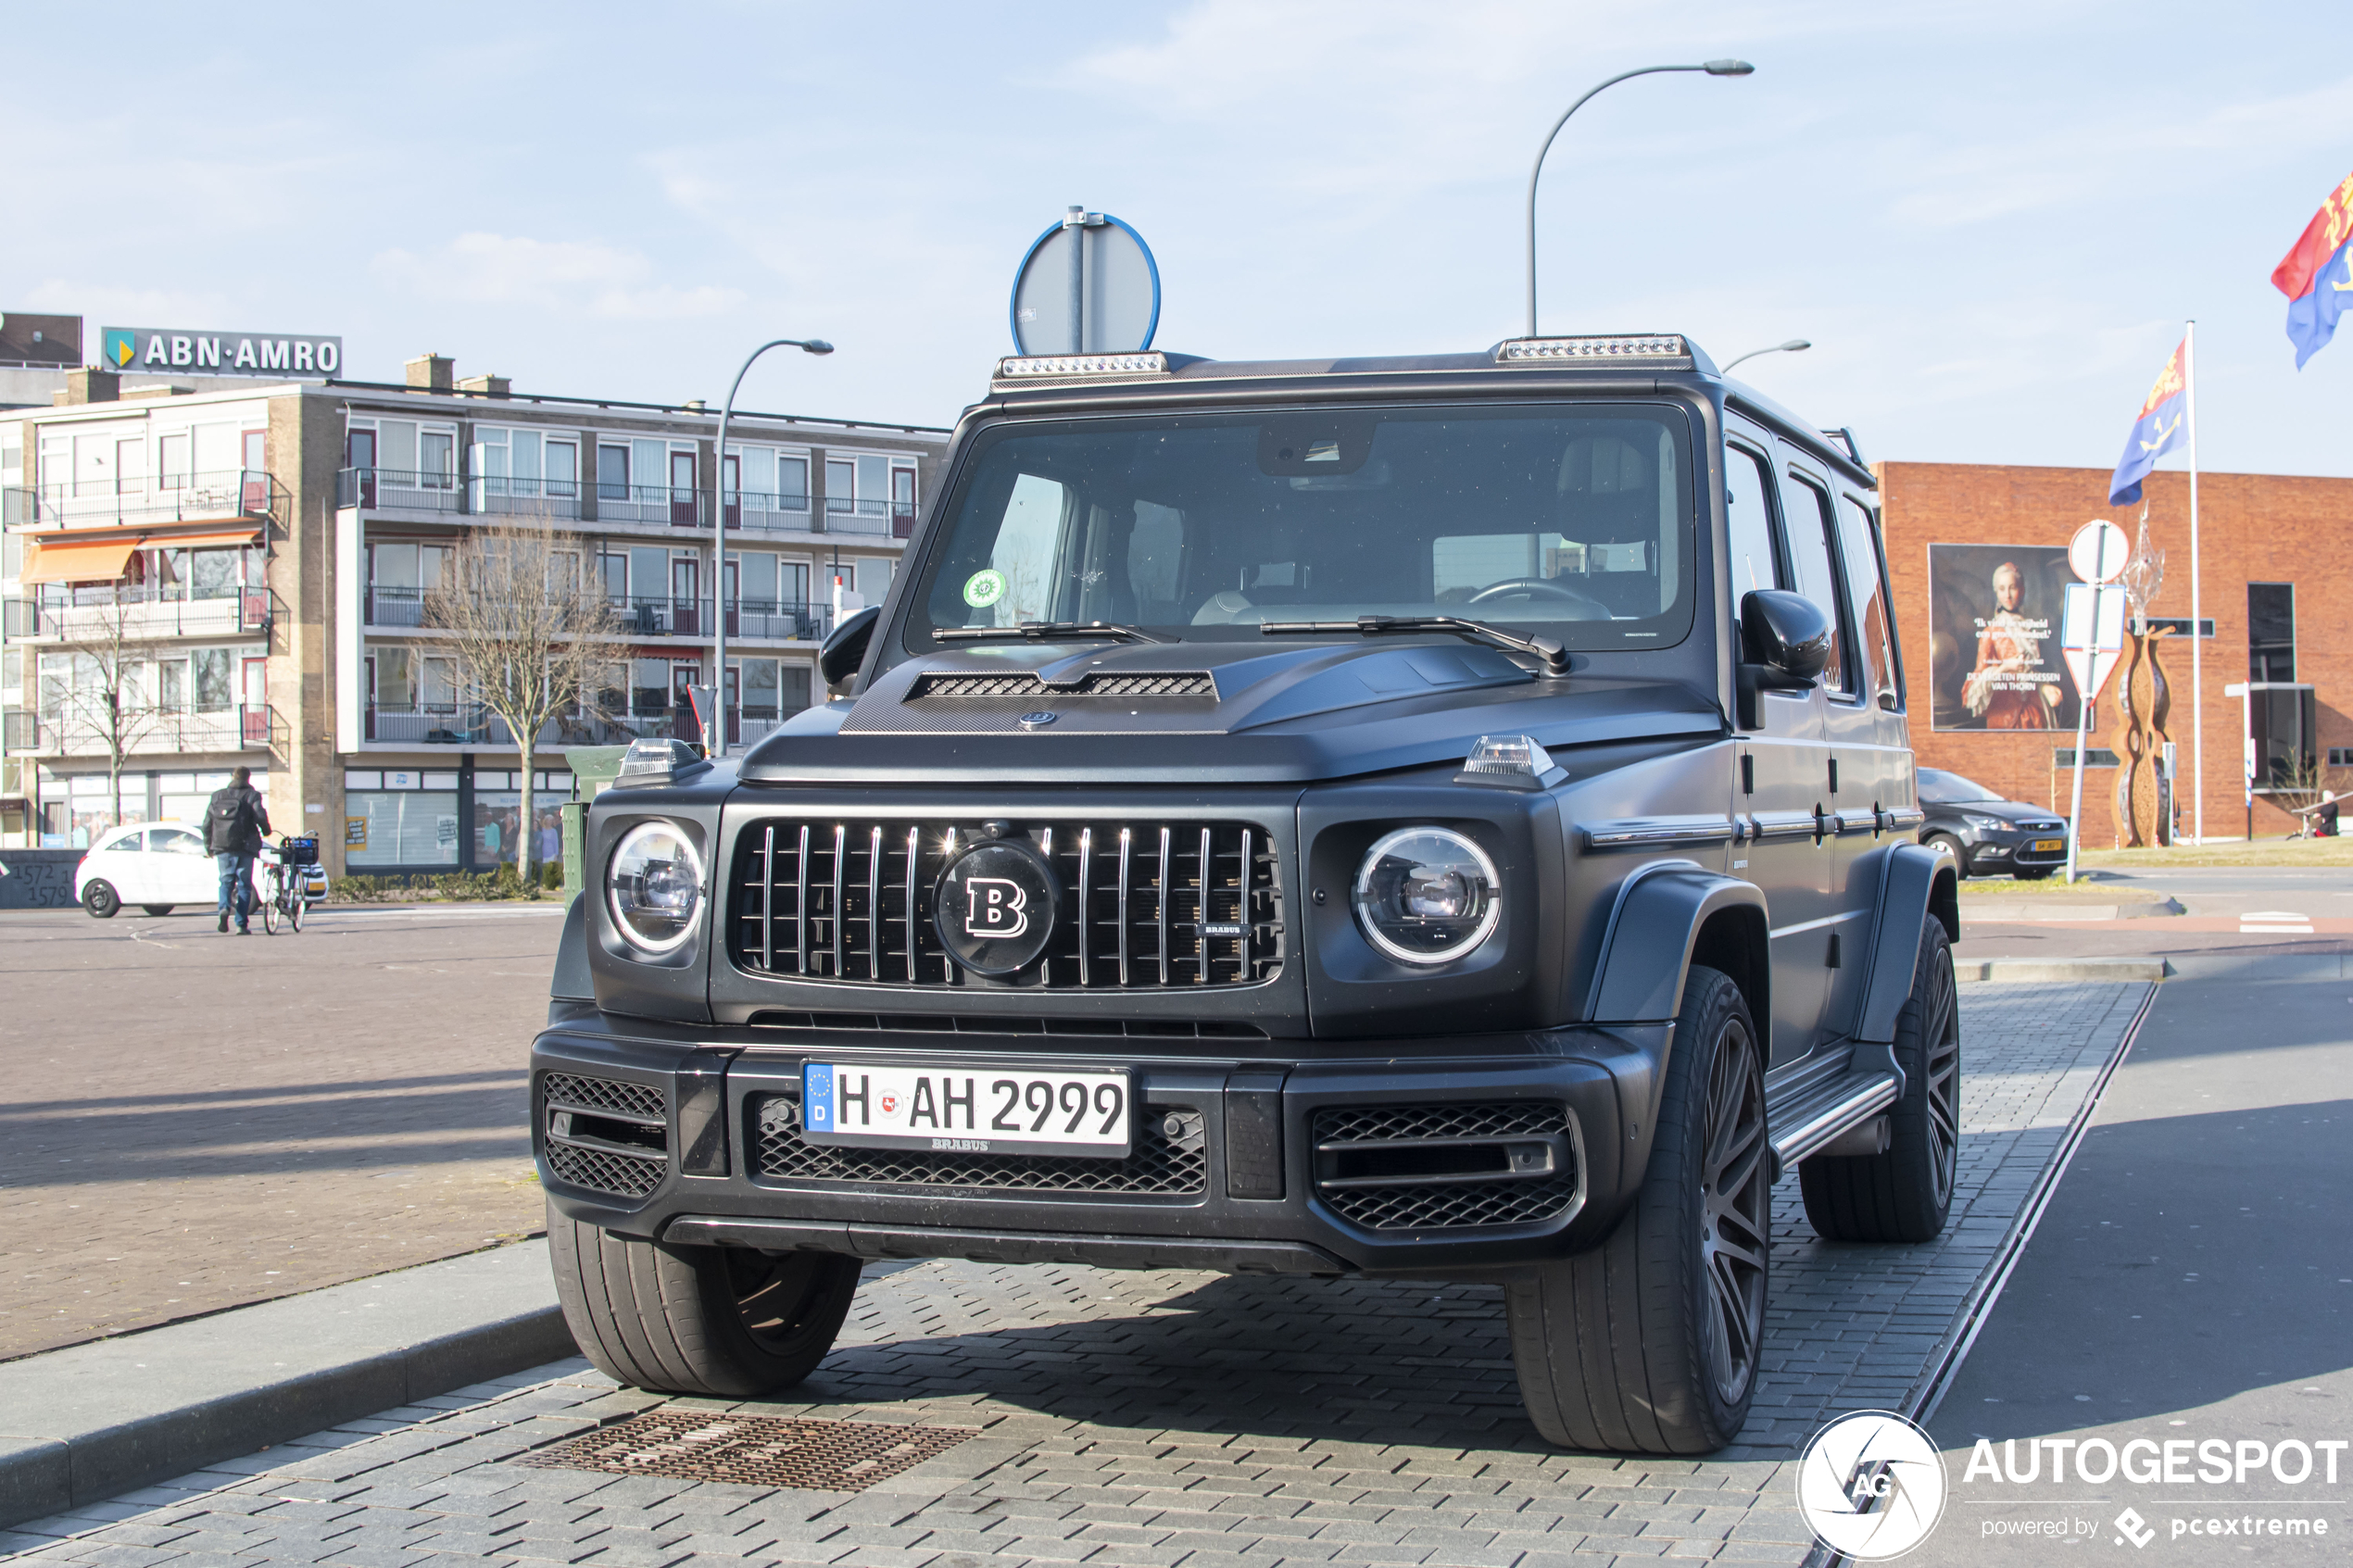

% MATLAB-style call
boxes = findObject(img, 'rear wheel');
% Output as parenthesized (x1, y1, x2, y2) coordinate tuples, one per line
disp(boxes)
(287, 888, 302, 932)
(547, 1198, 862, 1398)
(1800, 920, 1960, 1243)
(260, 881, 281, 935)
(142, 904, 174, 917)
(83, 881, 120, 919)
(1506, 965, 1768, 1453)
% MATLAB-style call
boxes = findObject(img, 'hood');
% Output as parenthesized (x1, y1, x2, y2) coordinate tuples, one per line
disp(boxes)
(739, 636, 1724, 785)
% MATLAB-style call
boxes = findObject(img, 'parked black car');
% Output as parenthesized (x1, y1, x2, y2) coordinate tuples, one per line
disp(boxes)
(1917, 767, 2069, 879)
(532, 335, 1961, 1456)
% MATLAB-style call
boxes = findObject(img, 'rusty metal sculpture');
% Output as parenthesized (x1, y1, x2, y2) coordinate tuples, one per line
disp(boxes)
(2109, 519, 2172, 847)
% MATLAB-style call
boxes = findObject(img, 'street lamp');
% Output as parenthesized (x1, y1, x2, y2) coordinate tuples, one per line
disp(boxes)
(1719, 338, 1811, 373)
(710, 336, 833, 759)
(1525, 59, 1754, 338)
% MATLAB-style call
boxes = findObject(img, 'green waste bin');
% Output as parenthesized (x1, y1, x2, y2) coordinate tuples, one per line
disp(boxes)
(562, 746, 631, 905)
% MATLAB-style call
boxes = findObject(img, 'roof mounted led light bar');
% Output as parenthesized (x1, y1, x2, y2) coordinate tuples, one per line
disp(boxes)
(995, 352, 1170, 381)
(1496, 334, 1692, 367)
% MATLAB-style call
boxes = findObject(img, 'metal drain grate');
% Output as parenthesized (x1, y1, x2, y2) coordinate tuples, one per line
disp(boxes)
(518, 1410, 976, 1491)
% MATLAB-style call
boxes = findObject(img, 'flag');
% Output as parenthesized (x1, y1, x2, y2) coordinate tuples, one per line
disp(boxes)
(2108, 341, 2186, 506)
(2272, 170, 2353, 369)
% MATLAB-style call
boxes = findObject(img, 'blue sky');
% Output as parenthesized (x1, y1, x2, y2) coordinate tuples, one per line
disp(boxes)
(6, 2, 2351, 481)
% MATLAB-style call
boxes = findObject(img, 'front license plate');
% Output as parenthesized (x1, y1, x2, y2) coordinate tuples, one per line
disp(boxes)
(801, 1063, 1132, 1159)
(2032, 838, 2064, 853)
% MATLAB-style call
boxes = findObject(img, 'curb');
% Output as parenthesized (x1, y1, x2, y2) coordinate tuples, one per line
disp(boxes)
(0, 1242, 573, 1530)
(1957, 956, 2171, 984)
(1961, 897, 2183, 922)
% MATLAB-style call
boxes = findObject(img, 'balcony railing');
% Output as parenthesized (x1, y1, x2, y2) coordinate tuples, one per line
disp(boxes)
(338, 468, 915, 537)
(31, 705, 276, 759)
(31, 590, 268, 641)
(361, 705, 687, 747)
(19, 470, 283, 528)
(359, 589, 827, 639)
(366, 584, 426, 628)
(337, 467, 462, 515)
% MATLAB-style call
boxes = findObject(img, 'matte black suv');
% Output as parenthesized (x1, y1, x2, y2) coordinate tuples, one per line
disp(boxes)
(1917, 767, 2069, 879)
(533, 336, 1961, 1455)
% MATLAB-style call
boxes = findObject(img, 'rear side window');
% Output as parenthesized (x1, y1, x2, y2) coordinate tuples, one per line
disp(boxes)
(1724, 444, 1782, 605)
(1838, 493, 1902, 709)
(1779, 471, 1849, 694)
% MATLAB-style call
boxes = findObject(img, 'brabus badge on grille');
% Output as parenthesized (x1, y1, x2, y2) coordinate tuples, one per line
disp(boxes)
(1017, 710, 1058, 730)
(934, 838, 1060, 975)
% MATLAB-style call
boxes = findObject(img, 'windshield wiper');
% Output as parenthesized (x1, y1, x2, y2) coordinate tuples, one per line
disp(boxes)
(933, 620, 1174, 646)
(1259, 614, 1568, 676)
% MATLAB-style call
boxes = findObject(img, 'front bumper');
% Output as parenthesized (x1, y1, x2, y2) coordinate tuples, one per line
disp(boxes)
(1967, 829, 2068, 870)
(531, 1009, 1668, 1279)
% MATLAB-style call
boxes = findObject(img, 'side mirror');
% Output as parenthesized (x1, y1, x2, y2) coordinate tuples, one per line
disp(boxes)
(1736, 590, 1831, 728)
(819, 604, 880, 689)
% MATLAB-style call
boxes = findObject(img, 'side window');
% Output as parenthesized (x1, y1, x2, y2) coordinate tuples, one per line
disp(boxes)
(1779, 470, 1849, 694)
(1723, 443, 1782, 612)
(1838, 493, 1902, 709)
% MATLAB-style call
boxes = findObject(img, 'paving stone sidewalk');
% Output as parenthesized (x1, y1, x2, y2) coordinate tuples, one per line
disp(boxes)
(2, 982, 2147, 1568)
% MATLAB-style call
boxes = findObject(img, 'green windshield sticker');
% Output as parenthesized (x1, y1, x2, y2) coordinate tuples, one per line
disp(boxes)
(963, 569, 1007, 608)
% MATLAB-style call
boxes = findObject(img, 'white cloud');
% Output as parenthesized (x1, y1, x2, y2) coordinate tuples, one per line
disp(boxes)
(369, 233, 742, 320)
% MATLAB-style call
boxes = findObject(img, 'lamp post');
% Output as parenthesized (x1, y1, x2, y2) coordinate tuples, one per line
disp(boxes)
(710, 336, 833, 759)
(1720, 338, 1811, 373)
(1525, 59, 1754, 338)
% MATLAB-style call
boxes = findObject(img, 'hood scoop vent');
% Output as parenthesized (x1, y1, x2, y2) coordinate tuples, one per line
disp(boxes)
(912, 671, 1217, 700)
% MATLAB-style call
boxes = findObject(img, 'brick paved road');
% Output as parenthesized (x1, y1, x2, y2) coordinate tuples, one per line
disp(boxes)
(2, 982, 2145, 1566)
(0, 904, 562, 1361)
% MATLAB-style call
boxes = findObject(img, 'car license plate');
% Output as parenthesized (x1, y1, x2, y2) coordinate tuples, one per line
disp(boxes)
(2032, 838, 2063, 853)
(801, 1063, 1132, 1159)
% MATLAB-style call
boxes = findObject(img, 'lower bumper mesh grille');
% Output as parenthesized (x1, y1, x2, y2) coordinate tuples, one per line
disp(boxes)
(546, 1139, 664, 1198)
(1312, 1101, 1579, 1231)
(540, 1072, 668, 1200)
(751, 1090, 1206, 1196)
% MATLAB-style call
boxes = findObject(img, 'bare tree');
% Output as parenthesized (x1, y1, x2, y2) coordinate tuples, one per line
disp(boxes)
(42, 595, 174, 830)
(424, 514, 619, 883)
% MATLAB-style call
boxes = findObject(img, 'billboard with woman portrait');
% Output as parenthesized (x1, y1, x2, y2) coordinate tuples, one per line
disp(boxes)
(1927, 544, 2087, 731)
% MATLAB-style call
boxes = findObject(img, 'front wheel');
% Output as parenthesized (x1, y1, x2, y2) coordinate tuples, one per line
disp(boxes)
(1921, 832, 1967, 878)
(141, 904, 174, 917)
(1506, 965, 1768, 1453)
(1800, 919, 1960, 1243)
(83, 881, 120, 919)
(287, 888, 302, 932)
(547, 1199, 862, 1398)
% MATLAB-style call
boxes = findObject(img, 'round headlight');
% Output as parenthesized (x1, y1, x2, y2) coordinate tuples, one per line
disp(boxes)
(1352, 827, 1503, 965)
(608, 822, 704, 954)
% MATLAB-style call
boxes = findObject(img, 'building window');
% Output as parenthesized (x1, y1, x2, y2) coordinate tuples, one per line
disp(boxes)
(2248, 583, 2295, 683)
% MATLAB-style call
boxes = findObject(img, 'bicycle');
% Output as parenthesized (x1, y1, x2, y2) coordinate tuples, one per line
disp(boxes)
(258, 834, 324, 935)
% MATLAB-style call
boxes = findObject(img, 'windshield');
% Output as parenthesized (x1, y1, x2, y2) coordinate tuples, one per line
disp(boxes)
(1919, 768, 2003, 805)
(908, 404, 1694, 652)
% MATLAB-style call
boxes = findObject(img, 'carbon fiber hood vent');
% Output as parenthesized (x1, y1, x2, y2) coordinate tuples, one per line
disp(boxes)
(912, 670, 1216, 699)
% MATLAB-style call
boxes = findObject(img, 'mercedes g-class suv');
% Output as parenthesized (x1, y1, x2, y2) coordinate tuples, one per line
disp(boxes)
(534, 335, 1960, 1455)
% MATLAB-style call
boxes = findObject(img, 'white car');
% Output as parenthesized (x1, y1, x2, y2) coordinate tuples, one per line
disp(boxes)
(74, 821, 234, 919)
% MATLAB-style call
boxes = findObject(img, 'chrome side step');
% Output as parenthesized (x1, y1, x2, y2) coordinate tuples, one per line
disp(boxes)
(1768, 1067, 1901, 1180)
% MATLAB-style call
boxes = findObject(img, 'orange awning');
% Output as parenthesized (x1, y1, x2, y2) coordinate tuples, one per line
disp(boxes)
(19, 537, 140, 585)
(150, 527, 264, 549)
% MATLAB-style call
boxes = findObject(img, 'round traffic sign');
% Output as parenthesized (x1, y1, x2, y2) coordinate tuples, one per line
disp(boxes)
(2069, 519, 2130, 583)
(1011, 208, 1160, 356)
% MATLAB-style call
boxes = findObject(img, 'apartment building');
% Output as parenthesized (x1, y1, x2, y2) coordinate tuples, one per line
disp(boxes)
(1, 352, 950, 872)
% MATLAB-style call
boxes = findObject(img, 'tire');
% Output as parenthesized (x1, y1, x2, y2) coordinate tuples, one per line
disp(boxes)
(83, 881, 120, 919)
(1922, 832, 1967, 879)
(142, 904, 174, 917)
(2013, 866, 2053, 881)
(288, 892, 302, 932)
(547, 1198, 862, 1398)
(1800, 919, 1960, 1244)
(1506, 965, 1769, 1453)
(260, 885, 280, 935)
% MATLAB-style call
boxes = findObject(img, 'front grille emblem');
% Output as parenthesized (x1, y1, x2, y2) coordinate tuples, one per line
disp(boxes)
(1018, 710, 1058, 729)
(934, 839, 1059, 975)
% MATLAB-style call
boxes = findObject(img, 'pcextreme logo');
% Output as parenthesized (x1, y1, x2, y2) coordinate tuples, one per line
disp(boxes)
(1796, 1411, 1948, 1560)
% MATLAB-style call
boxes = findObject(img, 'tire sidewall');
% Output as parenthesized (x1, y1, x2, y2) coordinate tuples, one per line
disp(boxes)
(83, 881, 119, 919)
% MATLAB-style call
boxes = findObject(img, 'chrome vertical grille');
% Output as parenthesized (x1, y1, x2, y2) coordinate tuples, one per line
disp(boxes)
(731, 818, 1283, 989)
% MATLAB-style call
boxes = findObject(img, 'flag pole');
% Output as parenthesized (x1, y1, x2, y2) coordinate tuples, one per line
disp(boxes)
(2185, 319, 2203, 845)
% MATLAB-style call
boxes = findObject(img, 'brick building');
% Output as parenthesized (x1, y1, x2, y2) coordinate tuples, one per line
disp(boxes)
(1880, 460, 2341, 846)
(2, 349, 949, 870)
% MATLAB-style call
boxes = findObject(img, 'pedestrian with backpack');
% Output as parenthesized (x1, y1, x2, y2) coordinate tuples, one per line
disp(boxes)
(204, 766, 271, 935)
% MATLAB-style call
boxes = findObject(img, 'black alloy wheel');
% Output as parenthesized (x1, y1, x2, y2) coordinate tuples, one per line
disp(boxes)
(83, 880, 120, 919)
(1919, 927, 1961, 1212)
(1699, 1008, 1771, 1406)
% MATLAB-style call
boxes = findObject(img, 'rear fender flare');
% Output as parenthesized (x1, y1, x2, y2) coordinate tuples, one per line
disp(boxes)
(1854, 841, 1955, 1045)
